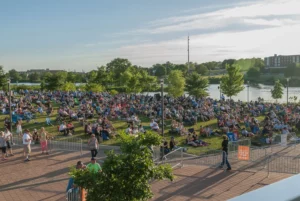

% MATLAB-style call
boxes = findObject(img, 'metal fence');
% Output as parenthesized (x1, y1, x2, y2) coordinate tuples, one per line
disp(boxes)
(48, 136, 83, 155)
(66, 188, 82, 201)
(228, 138, 251, 152)
(12, 135, 83, 155)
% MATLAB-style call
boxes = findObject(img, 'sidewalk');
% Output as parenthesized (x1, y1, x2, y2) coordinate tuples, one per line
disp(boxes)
(151, 165, 291, 201)
(0, 145, 104, 201)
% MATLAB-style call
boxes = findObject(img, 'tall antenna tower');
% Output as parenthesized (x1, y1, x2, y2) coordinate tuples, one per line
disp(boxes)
(188, 34, 190, 73)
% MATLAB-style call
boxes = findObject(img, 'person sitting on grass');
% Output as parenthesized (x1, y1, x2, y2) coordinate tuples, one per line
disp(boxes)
(169, 136, 178, 151)
(67, 121, 75, 135)
(150, 119, 160, 133)
(186, 134, 198, 147)
(59, 122, 67, 136)
(241, 128, 254, 137)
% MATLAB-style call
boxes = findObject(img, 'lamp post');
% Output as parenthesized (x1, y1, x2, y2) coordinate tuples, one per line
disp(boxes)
(218, 81, 222, 100)
(287, 78, 290, 105)
(160, 78, 164, 137)
(7, 79, 12, 141)
(247, 81, 250, 103)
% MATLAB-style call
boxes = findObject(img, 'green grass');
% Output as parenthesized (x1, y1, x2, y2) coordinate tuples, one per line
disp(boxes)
(6, 100, 298, 156)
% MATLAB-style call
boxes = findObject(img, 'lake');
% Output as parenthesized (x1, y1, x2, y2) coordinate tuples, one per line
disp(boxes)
(12, 83, 300, 103)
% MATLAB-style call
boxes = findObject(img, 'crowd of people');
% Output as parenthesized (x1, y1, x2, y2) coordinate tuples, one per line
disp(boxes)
(0, 89, 299, 162)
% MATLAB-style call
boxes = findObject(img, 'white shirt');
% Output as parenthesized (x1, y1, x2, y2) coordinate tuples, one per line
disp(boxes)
(4, 131, 12, 140)
(23, 133, 31, 145)
(59, 124, 66, 131)
(150, 122, 159, 130)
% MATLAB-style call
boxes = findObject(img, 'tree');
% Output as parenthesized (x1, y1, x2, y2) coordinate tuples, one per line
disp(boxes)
(28, 72, 40, 82)
(138, 69, 158, 92)
(106, 58, 131, 82)
(0, 66, 7, 89)
(45, 72, 67, 90)
(271, 80, 283, 101)
(94, 66, 113, 87)
(173, 64, 188, 75)
(61, 82, 76, 91)
(8, 69, 21, 82)
(120, 67, 142, 94)
(85, 83, 104, 92)
(70, 131, 173, 201)
(66, 72, 77, 83)
(152, 64, 166, 77)
(247, 67, 260, 78)
(195, 64, 208, 75)
(220, 64, 245, 99)
(221, 59, 236, 69)
(186, 72, 209, 98)
(167, 70, 185, 97)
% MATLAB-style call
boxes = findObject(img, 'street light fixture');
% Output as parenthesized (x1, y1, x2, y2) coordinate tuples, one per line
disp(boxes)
(247, 81, 250, 103)
(218, 81, 222, 100)
(287, 78, 290, 105)
(7, 79, 13, 142)
(160, 78, 165, 158)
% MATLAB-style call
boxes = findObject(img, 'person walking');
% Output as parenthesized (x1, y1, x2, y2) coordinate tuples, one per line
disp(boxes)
(40, 127, 49, 155)
(219, 135, 231, 170)
(87, 158, 102, 173)
(23, 129, 32, 162)
(0, 132, 7, 161)
(88, 134, 98, 158)
(4, 128, 14, 157)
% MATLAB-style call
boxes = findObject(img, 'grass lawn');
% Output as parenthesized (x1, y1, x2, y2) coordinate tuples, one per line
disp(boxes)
(5, 101, 297, 156)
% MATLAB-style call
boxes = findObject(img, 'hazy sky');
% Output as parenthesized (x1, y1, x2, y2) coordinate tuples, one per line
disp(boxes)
(1, 0, 300, 71)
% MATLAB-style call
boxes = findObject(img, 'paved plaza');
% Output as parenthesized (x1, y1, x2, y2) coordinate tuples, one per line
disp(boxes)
(0, 144, 297, 201)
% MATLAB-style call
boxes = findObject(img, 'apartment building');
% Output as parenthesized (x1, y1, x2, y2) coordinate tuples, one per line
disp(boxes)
(264, 54, 300, 68)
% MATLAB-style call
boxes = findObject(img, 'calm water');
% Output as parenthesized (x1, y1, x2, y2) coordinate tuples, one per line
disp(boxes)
(12, 83, 300, 103)
(144, 84, 300, 103)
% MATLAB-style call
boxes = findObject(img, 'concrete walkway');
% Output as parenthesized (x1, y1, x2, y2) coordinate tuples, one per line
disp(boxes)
(0, 143, 297, 201)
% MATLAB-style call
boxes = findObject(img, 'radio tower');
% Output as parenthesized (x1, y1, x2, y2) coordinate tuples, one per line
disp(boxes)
(188, 34, 190, 73)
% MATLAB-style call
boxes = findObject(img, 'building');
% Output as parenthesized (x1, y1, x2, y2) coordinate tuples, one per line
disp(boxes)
(264, 54, 300, 68)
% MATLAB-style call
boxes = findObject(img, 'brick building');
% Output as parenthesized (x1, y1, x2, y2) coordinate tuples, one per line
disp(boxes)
(264, 54, 300, 68)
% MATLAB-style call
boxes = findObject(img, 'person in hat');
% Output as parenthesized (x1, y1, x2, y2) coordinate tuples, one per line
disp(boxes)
(86, 158, 102, 173)
(23, 129, 32, 162)
(219, 135, 231, 170)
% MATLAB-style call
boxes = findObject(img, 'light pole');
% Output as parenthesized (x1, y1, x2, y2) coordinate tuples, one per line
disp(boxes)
(218, 81, 222, 100)
(247, 81, 250, 103)
(160, 78, 165, 158)
(287, 78, 290, 105)
(7, 79, 13, 141)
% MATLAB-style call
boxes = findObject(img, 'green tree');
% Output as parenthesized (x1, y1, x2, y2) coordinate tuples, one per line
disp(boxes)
(106, 58, 131, 82)
(173, 64, 188, 75)
(220, 64, 245, 99)
(28, 72, 40, 82)
(167, 70, 185, 97)
(8, 69, 21, 82)
(186, 72, 209, 98)
(70, 131, 173, 201)
(138, 69, 158, 92)
(61, 82, 76, 91)
(247, 67, 260, 78)
(66, 72, 77, 83)
(120, 67, 142, 94)
(0, 66, 7, 89)
(95, 66, 113, 87)
(221, 59, 236, 69)
(45, 72, 67, 90)
(152, 64, 166, 77)
(271, 80, 283, 101)
(85, 83, 104, 92)
(195, 64, 208, 75)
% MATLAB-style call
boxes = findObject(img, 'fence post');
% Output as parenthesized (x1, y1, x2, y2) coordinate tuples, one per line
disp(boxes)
(180, 148, 183, 168)
(267, 155, 270, 178)
(80, 139, 83, 156)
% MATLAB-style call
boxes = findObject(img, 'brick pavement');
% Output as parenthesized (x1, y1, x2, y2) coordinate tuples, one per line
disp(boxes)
(0, 144, 105, 201)
(151, 165, 292, 201)
(0, 143, 298, 201)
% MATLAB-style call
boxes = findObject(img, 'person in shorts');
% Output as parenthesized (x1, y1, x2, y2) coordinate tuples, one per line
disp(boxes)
(4, 128, 14, 157)
(23, 129, 32, 162)
(0, 131, 7, 161)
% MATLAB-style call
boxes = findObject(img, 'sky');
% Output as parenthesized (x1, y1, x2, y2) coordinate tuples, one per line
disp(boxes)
(1, 0, 300, 71)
